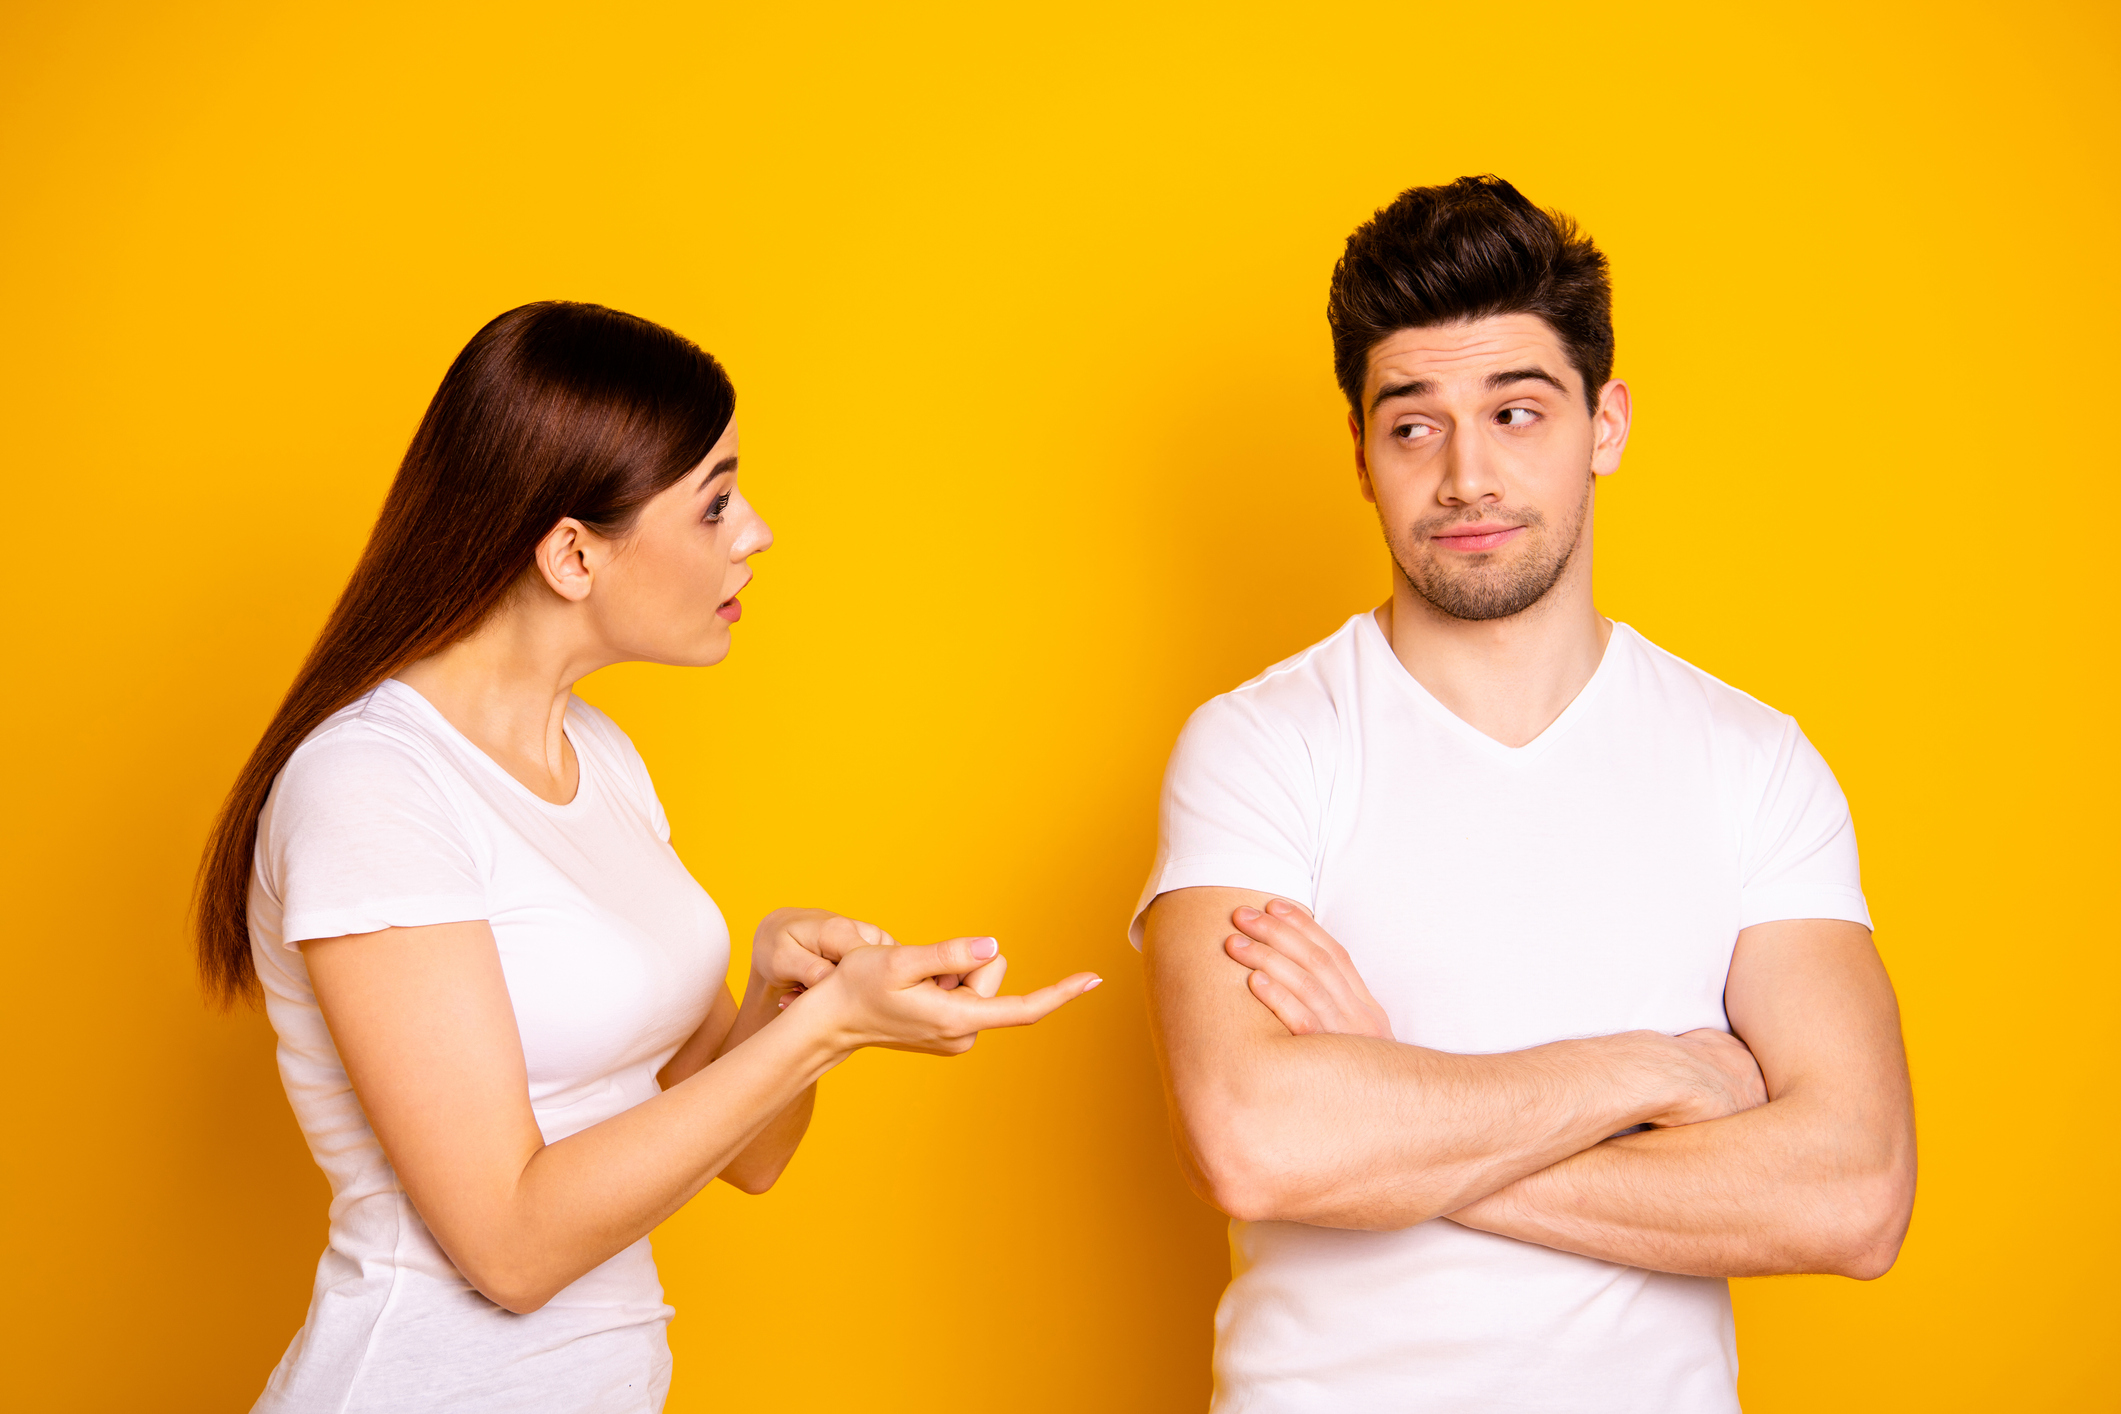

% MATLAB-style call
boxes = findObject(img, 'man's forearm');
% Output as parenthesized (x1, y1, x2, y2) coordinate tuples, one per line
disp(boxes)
(1448, 919, 1919, 1281)
(1448, 1087, 1916, 1278)
(1146, 886, 1760, 1231)
(1177, 1028, 1702, 1229)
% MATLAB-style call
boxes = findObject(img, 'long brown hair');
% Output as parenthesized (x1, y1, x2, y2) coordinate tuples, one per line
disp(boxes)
(195, 301, 736, 1004)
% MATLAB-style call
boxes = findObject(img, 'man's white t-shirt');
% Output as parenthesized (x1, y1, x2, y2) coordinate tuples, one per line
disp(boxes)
(248, 679, 728, 1414)
(1133, 613, 1871, 1414)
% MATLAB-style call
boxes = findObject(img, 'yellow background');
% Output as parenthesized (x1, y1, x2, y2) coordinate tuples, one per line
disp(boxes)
(3, 2, 2115, 1409)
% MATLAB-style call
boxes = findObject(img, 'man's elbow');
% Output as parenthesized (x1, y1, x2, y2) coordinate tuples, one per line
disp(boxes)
(1807, 1159, 1916, 1281)
(1178, 1091, 1320, 1224)
(1193, 1144, 1287, 1224)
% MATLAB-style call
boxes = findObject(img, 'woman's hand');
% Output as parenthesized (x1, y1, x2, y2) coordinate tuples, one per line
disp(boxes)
(788, 935, 1100, 1056)
(750, 907, 899, 996)
(1224, 898, 1395, 1040)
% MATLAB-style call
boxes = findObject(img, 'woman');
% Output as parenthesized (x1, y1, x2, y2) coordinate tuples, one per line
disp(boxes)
(194, 301, 1099, 1412)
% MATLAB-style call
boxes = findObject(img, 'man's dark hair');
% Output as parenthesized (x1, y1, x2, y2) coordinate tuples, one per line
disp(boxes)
(1328, 175, 1613, 418)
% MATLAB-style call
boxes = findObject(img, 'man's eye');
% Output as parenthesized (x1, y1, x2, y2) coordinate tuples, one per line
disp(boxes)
(1395, 423, 1437, 440)
(1498, 408, 1538, 427)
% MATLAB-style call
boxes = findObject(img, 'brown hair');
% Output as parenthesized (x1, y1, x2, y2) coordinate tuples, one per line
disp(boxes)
(1328, 175, 1614, 418)
(194, 301, 736, 1004)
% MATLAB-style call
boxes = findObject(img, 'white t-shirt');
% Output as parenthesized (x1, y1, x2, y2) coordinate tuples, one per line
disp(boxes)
(248, 679, 728, 1414)
(1133, 613, 1871, 1414)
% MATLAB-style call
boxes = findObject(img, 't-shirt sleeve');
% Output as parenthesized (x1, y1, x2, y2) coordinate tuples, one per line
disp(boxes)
(1738, 718, 1873, 931)
(258, 729, 490, 947)
(1128, 695, 1321, 948)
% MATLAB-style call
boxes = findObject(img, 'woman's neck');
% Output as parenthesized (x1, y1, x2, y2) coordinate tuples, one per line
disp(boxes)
(394, 599, 602, 805)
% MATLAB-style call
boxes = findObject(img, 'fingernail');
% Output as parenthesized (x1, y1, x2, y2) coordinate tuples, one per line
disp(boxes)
(1084, 977, 1103, 990)
(1229, 936, 1250, 949)
(1265, 899, 1292, 915)
(1233, 907, 1259, 922)
(970, 937, 999, 960)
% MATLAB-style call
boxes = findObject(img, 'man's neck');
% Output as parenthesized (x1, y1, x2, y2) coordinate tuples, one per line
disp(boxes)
(1377, 577, 1612, 749)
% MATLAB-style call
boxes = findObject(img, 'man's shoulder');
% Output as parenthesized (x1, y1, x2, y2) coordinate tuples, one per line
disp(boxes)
(1200, 613, 1371, 728)
(1615, 624, 1799, 748)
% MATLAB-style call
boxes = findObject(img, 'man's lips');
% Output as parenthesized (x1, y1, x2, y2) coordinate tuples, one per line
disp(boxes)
(1429, 524, 1526, 553)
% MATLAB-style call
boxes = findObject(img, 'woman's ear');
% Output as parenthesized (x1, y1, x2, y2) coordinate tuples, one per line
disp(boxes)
(533, 518, 598, 602)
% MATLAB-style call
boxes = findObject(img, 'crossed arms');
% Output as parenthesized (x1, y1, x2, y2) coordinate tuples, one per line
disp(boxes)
(1143, 887, 1916, 1279)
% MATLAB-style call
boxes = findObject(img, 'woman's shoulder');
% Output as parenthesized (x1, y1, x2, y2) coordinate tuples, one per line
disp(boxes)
(275, 683, 469, 817)
(565, 695, 654, 776)
(565, 695, 668, 835)
(562, 694, 630, 750)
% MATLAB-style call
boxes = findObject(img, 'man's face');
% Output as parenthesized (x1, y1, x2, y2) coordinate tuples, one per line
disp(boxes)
(1353, 312, 1629, 622)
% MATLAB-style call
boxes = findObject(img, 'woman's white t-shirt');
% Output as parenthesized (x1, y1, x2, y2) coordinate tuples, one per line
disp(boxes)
(1133, 614, 1873, 1414)
(247, 679, 727, 1414)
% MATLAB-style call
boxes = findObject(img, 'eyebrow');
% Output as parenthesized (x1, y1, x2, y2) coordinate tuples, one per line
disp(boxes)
(700, 455, 738, 485)
(1485, 367, 1569, 394)
(1368, 379, 1431, 412)
(1368, 366, 1571, 412)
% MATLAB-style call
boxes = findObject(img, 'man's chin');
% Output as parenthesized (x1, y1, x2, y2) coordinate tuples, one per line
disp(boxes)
(1408, 564, 1559, 623)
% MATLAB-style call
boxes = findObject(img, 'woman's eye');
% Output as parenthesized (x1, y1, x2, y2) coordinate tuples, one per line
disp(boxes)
(704, 491, 732, 523)
(1498, 407, 1538, 427)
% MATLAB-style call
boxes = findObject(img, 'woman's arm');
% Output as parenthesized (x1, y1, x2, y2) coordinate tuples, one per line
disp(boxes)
(655, 908, 914, 1193)
(658, 976, 815, 1195)
(305, 921, 1093, 1314)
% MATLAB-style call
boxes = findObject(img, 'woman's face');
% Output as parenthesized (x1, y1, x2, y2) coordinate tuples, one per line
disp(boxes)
(589, 420, 771, 668)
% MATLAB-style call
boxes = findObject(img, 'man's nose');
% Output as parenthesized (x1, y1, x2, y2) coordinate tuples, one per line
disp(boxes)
(1436, 425, 1505, 507)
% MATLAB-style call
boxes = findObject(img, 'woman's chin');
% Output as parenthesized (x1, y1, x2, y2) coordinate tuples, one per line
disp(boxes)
(683, 628, 735, 668)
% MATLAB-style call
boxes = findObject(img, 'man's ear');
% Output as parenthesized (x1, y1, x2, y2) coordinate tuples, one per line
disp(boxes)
(1590, 379, 1632, 477)
(533, 517, 598, 602)
(1350, 412, 1378, 505)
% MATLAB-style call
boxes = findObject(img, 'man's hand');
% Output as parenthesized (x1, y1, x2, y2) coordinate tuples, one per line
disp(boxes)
(1225, 898, 1395, 1039)
(1441, 920, 1915, 1279)
(1647, 1029, 1767, 1127)
(1225, 900, 1767, 1129)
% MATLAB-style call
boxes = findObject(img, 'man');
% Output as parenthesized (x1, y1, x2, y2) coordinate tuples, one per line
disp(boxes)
(1135, 175, 1916, 1412)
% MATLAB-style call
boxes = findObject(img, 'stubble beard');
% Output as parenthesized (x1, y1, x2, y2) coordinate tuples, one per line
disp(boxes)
(1388, 473, 1593, 623)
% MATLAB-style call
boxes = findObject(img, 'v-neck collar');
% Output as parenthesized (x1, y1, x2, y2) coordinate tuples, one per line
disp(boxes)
(1354, 610, 1631, 764)
(376, 678, 593, 816)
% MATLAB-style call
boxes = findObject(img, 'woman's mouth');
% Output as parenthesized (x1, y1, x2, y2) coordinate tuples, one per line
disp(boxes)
(716, 596, 742, 623)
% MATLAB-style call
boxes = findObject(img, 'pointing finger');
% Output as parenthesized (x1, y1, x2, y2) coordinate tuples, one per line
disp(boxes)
(943, 971, 1102, 1029)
